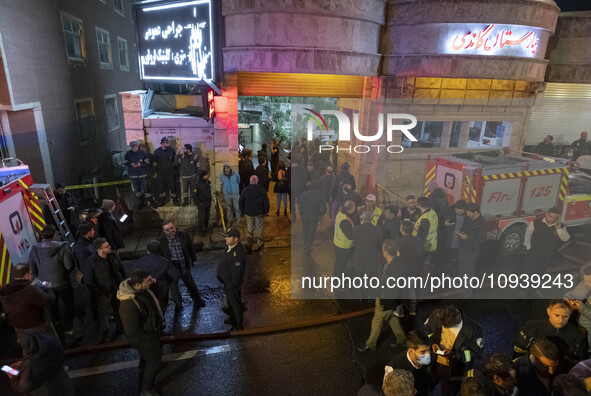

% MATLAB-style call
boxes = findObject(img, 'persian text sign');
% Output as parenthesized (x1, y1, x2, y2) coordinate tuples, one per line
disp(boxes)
(445, 24, 541, 58)
(137, 0, 214, 82)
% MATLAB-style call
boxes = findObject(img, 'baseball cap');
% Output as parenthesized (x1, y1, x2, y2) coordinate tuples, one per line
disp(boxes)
(160, 137, 170, 144)
(221, 228, 241, 238)
(365, 194, 376, 201)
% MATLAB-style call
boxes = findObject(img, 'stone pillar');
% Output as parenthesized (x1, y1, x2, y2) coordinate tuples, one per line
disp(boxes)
(546, 12, 591, 83)
(212, 74, 239, 192)
(120, 90, 147, 144)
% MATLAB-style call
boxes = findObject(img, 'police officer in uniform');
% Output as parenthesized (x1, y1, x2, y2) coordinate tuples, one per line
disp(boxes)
(217, 228, 247, 331)
(514, 299, 587, 371)
(425, 305, 484, 396)
(412, 197, 438, 273)
(153, 137, 179, 206)
(123, 140, 152, 208)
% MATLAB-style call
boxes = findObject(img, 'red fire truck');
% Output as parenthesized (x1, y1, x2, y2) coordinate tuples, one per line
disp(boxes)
(424, 151, 591, 254)
(0, 165, 45, 287)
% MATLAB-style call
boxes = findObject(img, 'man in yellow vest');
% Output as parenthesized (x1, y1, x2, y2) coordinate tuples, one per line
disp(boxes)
(334, 200, 357, 277)
(358, 194, 382, 227)
(412, 196, 438, 273)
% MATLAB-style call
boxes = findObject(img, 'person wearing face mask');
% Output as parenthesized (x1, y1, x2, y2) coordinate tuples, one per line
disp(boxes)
(513, 339, 561, 396)
(514, 299, 587, 371)
(386, 331, 434, 396)
(464, 354, 518, 396)
(424, 305, 484, 396)
(523, 207, 570, 275)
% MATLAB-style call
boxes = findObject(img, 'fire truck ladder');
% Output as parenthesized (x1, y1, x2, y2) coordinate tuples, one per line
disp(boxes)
(30, 184, 75, 248)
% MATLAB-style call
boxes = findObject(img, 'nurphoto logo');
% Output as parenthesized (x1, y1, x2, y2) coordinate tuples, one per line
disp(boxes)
(304, 108, 418, 154)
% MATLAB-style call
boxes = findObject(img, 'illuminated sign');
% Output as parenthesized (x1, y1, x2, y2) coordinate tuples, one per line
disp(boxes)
(204, 87, 215, 120)
(137, 0, 214, 82)
(444, 24, 541, 58)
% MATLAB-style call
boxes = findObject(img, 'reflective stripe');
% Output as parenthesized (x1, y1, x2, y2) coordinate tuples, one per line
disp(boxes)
(464, 350, 471, 363)
(371, 207, 382, 227)
(413, 210, 438, 252)
(467, 369, 474, 378)
(334, 212, 354, 249)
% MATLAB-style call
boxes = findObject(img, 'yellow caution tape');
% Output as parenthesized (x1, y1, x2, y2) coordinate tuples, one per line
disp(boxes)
(66, 180, 131, 189)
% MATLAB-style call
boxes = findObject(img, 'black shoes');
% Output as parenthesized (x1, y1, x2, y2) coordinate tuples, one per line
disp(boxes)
(356, 346, 376, 353)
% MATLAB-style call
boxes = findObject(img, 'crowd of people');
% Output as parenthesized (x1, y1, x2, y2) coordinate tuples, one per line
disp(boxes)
(1, 135, 590, 395)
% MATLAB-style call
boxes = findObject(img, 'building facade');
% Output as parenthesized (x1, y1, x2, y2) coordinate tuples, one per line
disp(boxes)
(0, 0, 142, 185)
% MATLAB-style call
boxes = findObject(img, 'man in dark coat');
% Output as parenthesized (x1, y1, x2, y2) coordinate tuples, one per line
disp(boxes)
(319, 165, 335, 219)
(352, 211, 383, 279)
(381, 205, 401, 240)
(193, 170, 212, 236)
(217, 229, 247, 331)
(177, 143, 199, 206)
(135, 240, 181, 316)
(570, 131, 591, 160)
(97, 199, 125, 251)
(513, 339, 561, 396)
(124, 140, 152, 208)
(257, 143, 269, 170)
(238, 149, 255, 193)
(270, 139, 280, 179)
(299, 180, 326, 254)
(84, 237, 126, 342)
(332, 162, 356, 197)
(239, 175, 270, 250)
(153, 136, 179, 206)
(456, 203, 487, 281)
(534, 135, 556, 157)
(514, 299, 587, 371)
(357, 239, 407, 352)
(28, 225, 75, 341)
(425, 305, 484, 396)
(158, 220, 205, 308)
(524, 207, 570, 275)
(287, 155, 308, 222)
(53, 183, 78, 236)
(117, 270, 163, 396)
(255, 157, 270, 191)
(73, 222, 95, 270)
(0, 264, 55, 337)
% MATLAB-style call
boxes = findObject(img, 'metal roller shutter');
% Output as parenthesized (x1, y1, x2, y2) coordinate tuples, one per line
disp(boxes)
(525, 83, 591, 146)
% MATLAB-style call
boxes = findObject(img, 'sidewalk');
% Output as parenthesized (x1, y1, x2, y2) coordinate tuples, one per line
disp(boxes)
(118, 182, 292, 259)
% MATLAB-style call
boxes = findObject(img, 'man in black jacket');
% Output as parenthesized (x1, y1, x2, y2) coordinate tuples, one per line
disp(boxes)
(456, 203, 487, 282)
(425, 305, 484, 396)
(158, 220, 205, 309)
(28, 225, 75, 340)
(514, 299, 587, 371)
(117, 270, 163, 396)
(153, 136, 179, 206)
(73, 222, 95, 270)
(0, 264, 55, 337)
(357, 239, 407, 352)
(513, 339, 561, 396)
(98, 199, 125, 251)
(135, 240, 181, 315)
(464, 354, 518, 396)
(193, 170, 212, 236)
(84, 237, 126, 342)
(217, 229, 247, 331)
(239, 175, 270, 250)
(299, 180, 326, 254)
(386, 331, 434, 396)
(177, 144, 199, 206)
(54, 183, 78, 236)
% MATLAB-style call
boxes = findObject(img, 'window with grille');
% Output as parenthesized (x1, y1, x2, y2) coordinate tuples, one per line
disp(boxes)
(95, 27, 112, 68)
(61, 13, 86, 63)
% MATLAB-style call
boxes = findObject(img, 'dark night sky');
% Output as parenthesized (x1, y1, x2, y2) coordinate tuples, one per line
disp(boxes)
(555, 0, 591, 11)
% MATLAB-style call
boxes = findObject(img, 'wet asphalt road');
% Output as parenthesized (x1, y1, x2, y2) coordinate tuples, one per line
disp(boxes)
(2, 222, 590, 395)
